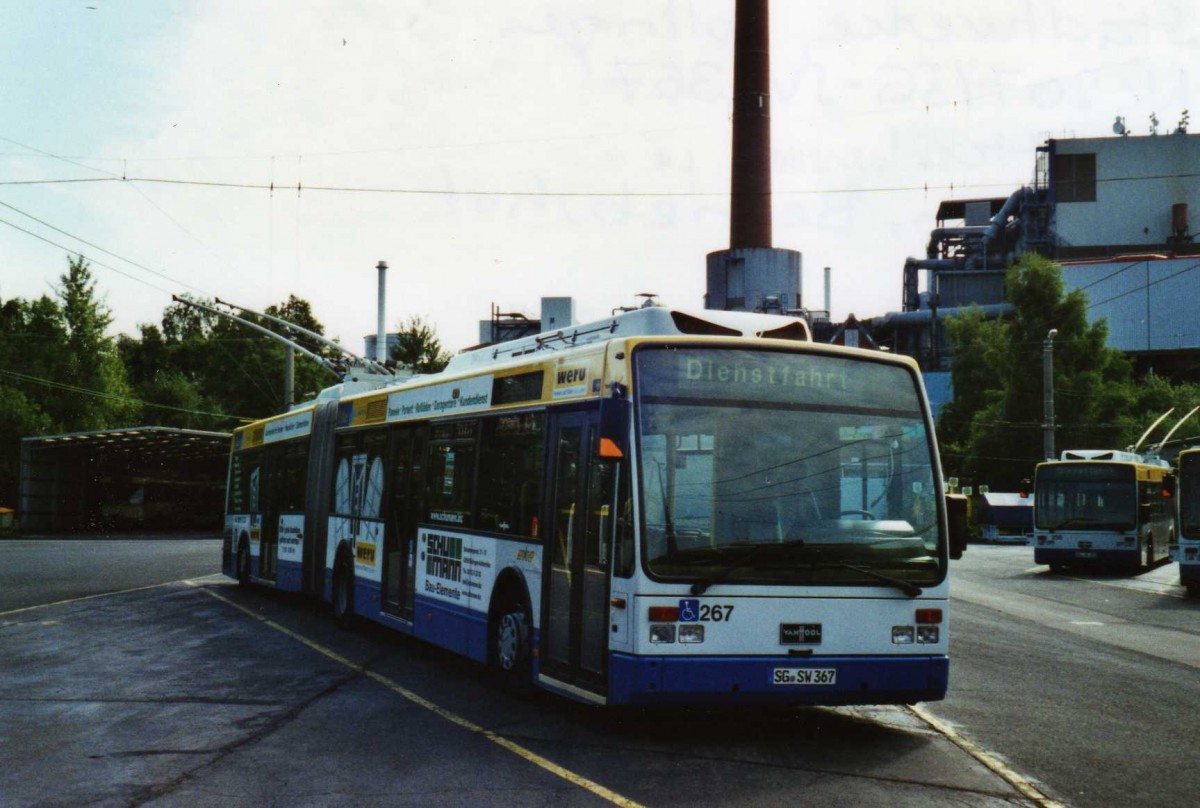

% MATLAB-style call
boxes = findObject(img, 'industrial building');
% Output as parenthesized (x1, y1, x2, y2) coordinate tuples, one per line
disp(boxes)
(867, 125, 1200, 410)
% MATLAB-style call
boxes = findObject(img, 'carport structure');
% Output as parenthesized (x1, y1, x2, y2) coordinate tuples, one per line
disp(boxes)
(19, 427, 230, 532)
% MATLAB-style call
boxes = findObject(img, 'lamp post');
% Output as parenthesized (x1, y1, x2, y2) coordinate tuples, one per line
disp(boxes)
(1043, 328, 1058, 460)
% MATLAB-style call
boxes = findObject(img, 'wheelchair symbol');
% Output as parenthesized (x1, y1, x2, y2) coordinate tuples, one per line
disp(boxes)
(678, 598, 700, 622)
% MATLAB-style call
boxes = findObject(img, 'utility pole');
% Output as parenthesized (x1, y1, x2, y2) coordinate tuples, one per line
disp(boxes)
(1043, 328, 1058, 460)
(283, 344, 294, 412)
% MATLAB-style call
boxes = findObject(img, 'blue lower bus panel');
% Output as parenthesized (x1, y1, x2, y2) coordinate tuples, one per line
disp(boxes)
(275, 560, 304, 593)
(608, 653, 948, 706)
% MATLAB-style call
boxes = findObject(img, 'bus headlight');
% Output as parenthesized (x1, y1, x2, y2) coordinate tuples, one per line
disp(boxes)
(917, 626, 940, 644)
(892, 626, 915, 644)
(649, 624, 677, 643)
(678, 624, 705, 643)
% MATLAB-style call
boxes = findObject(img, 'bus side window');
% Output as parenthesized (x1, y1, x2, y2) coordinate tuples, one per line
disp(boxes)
(281, 444, 307, 512)
(476, 413, 544, 538)
(227, 453, 244, 513)
(425, 421, 478, 528)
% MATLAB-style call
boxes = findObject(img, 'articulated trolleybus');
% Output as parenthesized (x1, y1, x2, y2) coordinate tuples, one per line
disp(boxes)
(1033, 449, 1175, 571)
(1174, 448, 1200, 595)
(223, 306, 965, 706)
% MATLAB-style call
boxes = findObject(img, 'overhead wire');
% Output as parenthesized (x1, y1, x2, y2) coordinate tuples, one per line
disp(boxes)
(0, 367, 248, 422)
(4, 169, 1200, 198)
(0, 198, 211, 296)
(0, 215, 175, 295)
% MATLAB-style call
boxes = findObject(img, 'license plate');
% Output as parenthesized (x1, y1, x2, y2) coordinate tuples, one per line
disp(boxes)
(772, 668, 836, 686)
(1076, 551, 1097, 558)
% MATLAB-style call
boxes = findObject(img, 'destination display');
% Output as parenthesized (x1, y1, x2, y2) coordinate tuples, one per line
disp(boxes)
(637, 347, 921, 411)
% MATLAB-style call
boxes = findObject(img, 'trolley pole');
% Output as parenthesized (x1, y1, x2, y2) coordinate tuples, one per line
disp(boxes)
(1043, 328, 1058, 460)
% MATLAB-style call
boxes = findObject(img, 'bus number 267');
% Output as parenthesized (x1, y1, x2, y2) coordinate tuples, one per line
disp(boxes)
(699, 604, 734, 622)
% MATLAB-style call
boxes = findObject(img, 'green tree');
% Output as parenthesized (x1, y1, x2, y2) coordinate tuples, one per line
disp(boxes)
(939, 255, 1135, 490)
(52, 256, 136, 431)
(0, 256, 138, 501)
(391, 315, 451, 374)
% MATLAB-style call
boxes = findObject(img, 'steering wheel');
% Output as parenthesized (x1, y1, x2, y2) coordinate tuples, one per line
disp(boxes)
(838, 509, 875, 519)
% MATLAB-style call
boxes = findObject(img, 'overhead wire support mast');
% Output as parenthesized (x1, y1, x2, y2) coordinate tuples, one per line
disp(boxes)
(214, 296, 392, 376)
(171, 295, 344, 379)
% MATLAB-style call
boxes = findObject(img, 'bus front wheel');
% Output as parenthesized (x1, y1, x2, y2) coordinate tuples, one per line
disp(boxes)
(492, 598, 531, 687)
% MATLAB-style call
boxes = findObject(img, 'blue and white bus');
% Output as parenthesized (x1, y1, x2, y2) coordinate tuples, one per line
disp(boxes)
(1174, 448, 1200, 596)
(1033, 450, 1174, 571)
(223, 305, 965, 706)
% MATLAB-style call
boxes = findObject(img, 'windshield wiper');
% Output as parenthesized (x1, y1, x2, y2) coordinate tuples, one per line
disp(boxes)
(811, 561, 923, 597)
(690, 543, 777, 595)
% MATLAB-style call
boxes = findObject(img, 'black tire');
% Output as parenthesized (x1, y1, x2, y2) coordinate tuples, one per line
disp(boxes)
(491, 595, 531, 688)
(332, 550, 356, 629)
(236, 540, 251, 587)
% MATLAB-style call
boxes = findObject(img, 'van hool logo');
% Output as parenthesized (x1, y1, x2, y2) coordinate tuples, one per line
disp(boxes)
(424, 532, 463, 582)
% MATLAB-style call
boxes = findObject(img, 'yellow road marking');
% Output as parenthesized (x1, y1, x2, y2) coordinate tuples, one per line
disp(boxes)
(0, 579, 187, 619)
(908, 704, 1065, 808)
(186, 581, 644, 808)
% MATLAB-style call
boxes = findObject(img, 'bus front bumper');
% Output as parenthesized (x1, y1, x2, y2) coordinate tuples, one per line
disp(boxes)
(1034, 547, 1134, 566)
(607, 653, 948, 706)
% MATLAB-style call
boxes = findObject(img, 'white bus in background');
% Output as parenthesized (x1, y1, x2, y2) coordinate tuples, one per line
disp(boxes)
(1033, 449, 1174, 572)
(1173, 448, 1200, 596)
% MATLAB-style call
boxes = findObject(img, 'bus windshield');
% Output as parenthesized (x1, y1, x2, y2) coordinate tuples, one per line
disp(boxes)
(1179, 454, 1200, 539)
(1034, 463, 1136, 530)
(634, 346, 942, 590)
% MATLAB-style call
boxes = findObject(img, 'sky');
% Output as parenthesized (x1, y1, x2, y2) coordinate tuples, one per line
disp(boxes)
(1, 1, 1195, 356)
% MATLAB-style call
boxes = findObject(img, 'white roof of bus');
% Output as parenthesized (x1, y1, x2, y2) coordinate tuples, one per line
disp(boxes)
(445, 306, 811, 373)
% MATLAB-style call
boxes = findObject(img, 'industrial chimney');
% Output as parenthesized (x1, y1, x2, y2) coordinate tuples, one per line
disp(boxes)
(730, 0, 772, 248)
(705, 0, 802, 314)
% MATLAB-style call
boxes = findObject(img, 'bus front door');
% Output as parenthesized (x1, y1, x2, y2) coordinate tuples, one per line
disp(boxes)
(542, 410, 613, 699)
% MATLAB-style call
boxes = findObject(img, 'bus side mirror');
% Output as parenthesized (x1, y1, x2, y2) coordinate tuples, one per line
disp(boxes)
(946, 493, 968, 560)
(597, 392, 630, 461)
